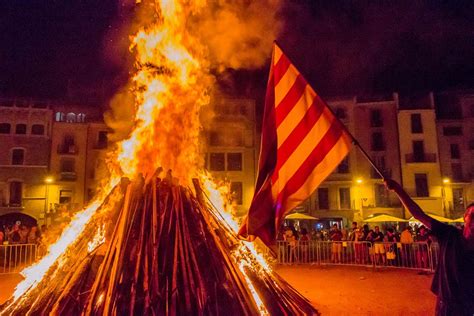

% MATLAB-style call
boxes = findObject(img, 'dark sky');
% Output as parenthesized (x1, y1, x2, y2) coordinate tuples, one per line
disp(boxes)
(0, 1, 473, 102)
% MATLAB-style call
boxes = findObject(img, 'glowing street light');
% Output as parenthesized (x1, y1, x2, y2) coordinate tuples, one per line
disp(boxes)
(44, 176, 54, 225)
(442, 178, 450, 184)
(356, 178, 363, 184)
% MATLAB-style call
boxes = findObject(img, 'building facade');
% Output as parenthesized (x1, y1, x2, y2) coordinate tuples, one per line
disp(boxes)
(204, 97, 257, 217)
(0, 99, 53, 222)
(46, 106, 109, 223)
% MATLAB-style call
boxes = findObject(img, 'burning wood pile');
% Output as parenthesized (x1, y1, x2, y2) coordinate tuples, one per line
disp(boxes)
(2, 176, 318, 315)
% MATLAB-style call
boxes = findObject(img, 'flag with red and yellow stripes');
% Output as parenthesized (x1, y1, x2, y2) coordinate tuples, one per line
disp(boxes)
(239, 43, 353, 246)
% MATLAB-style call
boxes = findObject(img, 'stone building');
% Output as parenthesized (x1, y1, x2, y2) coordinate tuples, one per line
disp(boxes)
(0, 98, 53, 222)
(203, 97, 257, 217)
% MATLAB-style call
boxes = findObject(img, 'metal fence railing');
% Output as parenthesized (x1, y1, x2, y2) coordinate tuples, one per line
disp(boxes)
(0, 244, 38, 274)
(277, 240, 439, 272)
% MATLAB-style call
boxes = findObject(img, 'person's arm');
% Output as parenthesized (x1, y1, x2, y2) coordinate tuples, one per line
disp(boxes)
(383, 178, 438, 230)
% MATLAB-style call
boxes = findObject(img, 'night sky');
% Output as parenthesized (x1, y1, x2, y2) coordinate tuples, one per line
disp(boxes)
(0, 1, 473, 103)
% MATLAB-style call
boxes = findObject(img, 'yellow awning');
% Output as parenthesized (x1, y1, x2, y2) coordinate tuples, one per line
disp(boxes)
(285, 212, 318, 220)
(363, 214, 408, 223)
(408, 213, 454, 223)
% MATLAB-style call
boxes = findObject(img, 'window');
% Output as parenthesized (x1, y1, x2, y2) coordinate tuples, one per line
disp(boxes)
(443, 126, 462, 136)
(411, 114, 423, 133)
(450, 144, 460, 159)
(334, 107, 347, 120)
(15, 124, 27, 134)
(11, 149, 25, 165)
(370, 109, 383, 127)
(375, 184, 389, 207)
(209, 130, 244, 147)
(60, 158, 75, 172)
(415, 174, 429, 197)
(230, 182, 243, 205)
(9, 181, 22, 206)
(209, 153, 225, 171)
(0, 123, 11, 134)
(59, 135, 76, 154)
(227, 153, 242, 171)
(337, 156, 350, 173)
(371, 156, 386, 179)
(97, 131, 108, 148)
(31, 124, 45, 135)
(452, 188, 464, 212)
(339, 188, 351, 209)
(451, 163, 463, 181)
(371, 132, 385, 151)
(413, 141, 425, 162)
(59, 190, 73, 204)
(318, 188, 329, 210)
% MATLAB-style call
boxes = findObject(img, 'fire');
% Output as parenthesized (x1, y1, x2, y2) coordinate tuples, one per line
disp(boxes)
(9, 177, 119, 303)
(87, 224, 106, 253)
(7, 1, 275, 314)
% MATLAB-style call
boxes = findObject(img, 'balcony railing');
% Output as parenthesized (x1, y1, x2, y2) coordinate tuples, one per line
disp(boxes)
(405, 153, 437, 163)
(60, 172, 77, 181)
(57, 144, 78, 155)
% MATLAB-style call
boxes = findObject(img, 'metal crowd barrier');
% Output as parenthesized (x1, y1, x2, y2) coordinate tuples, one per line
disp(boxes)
(0, 244, 38, 274)
(277, 240, 439, 272)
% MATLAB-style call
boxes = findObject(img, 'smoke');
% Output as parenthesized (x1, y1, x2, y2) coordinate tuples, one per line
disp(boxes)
(193, 0, 282, 71)
(104, 0, 282, 145)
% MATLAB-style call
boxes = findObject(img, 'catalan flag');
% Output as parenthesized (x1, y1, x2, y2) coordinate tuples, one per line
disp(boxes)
(239, 43, 353, 246)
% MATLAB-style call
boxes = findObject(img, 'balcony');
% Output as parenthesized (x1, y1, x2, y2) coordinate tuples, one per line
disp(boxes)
(405, 153, 437, 163)
(57, 144, 78, 155)
(60, 172, 77, 181)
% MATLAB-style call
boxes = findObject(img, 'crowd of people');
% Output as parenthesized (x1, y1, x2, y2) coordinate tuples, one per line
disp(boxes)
(277, 221, 451, 268)
(0, 222, 44, 245)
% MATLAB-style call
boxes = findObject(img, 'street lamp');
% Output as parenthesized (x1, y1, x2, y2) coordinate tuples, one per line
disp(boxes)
(44, 176, 54, 225)
(442, 178, 450, 218)
(354, 177, 364, 221)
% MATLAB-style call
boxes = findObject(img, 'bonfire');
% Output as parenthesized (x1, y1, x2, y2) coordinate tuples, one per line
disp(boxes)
(1, 1, 318, 314)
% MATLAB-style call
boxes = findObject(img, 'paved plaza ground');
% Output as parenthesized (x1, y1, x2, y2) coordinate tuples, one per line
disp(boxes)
(276, 265, 436, 315)
(1, 266, 436, 314)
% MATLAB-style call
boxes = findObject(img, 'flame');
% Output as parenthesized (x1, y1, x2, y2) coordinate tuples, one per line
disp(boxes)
(9, 177, 119, 303)
(7, 2, 274, 314)
(87, 224, 106, 253)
